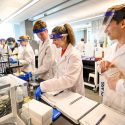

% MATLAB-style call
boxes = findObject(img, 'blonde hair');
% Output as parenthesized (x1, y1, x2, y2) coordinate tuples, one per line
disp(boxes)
(33, 19, 47, 31)
(19, 35, 31, 40)
(107, 4, 125, 24)
(52, 23, 76, 46)
(108, 4, 125, 11)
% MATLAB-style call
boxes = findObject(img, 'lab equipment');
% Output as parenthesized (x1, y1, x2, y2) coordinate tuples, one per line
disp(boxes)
(16, 86, 24, 108)
(0, 75, 27, 125)
(0, 53, 10, 75)
(82, 59, 98, 92)
(0, 52, 22, 75)
(22, 99, 52, 125)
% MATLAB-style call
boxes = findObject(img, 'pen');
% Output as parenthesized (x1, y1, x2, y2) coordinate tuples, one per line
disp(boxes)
(69, 96, 82, 105)
(95, 114, 106, 125)
(54, 91, 64, 96)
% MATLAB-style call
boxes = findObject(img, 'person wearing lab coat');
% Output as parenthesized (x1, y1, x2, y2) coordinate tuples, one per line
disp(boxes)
(6, 37, 18, 60)
(33, 19, 55, 81)
(76, 38, 85, 55)
(35, 23, 85, 100)
(98, 4, 125, 113)
(0, 38, 8, 54)
(18, 35, 35, 73)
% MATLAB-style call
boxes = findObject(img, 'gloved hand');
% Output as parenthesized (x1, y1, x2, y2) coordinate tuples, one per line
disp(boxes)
(9, 57, 17, 63)
(9, 57, 13, 62)
(35, 86, 42, 100)
(52, 108, 61, 121)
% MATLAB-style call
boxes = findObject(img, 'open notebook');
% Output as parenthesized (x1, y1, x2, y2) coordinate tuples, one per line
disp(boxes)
(41, 90, 81, 107)
(80, 104, 125, 125)
(41, 90, 98, 124)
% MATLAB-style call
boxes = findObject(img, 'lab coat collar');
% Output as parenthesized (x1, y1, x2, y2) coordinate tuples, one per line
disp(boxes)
(39, 38, 50, 54)
(42, 38, 50, 47)
(113, 43, 125, 61)
(59, 43, 74, 63)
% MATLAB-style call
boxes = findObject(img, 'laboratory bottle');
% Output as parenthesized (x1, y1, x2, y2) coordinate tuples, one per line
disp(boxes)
(16, 86, 24, 108)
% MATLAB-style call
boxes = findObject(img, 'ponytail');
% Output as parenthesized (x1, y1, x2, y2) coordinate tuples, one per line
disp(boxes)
(64, 24, 76, 46)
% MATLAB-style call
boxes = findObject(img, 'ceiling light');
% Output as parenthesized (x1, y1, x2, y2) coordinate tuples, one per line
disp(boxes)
(31, 0, 87, 21)
(3, 0, 40, 23)
(70, 14, 103, 24)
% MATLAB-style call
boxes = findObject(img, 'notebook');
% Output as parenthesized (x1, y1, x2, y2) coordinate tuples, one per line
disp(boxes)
(56, 96, 98, 124)
(41, 90, 81, 107)
(80, 104, 125, 125)
(41, 90, 98, 124)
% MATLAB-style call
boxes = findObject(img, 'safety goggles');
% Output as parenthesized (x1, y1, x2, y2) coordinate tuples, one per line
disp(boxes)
(95, 10, 115, 41)
(33, 27, 47, 34)
(103, 10, 115, 25)
(49, 33, 68, 39)
(101, 10, 115, 33)
(17, 39, 27, 42)
(103, 8, 125, 28)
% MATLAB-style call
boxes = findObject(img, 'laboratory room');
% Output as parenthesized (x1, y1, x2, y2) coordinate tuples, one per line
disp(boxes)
(0, 0, 125, 125)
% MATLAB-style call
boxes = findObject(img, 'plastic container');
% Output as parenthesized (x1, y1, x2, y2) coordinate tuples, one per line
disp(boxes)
(16, 86, 24, 108)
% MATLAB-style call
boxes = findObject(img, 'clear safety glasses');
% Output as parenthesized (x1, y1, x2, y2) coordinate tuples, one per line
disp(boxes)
(95, 10, 115, 42)
(49, 33, 68, 39)
(100, 10, 115, 35)
(17, 39, 26, 42)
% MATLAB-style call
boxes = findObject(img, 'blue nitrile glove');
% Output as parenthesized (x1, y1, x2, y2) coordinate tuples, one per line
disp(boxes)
(9, 57, 13, 62)
(28, 72, 32, 78)
(35, 86, 42, 100)
(9, 57, 17, 63)
(52, 108, 61, 121)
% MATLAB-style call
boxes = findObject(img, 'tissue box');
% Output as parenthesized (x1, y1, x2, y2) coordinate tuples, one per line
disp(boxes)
(22, 99, 52, 125)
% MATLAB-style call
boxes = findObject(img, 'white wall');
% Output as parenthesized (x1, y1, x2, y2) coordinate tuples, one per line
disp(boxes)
(0, 23, 15, 39)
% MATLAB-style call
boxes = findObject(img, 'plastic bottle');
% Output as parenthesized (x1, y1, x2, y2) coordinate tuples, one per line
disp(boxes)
(16, 86, 24, 108)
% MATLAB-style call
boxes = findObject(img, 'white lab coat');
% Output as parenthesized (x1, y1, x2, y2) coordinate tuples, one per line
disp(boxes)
(8, 46, 18, 56)
(102, 43, 125, 113)
(34, 39, 55, 80)
(0, 44, 8, 54)
(8, 46, 19, 61)
(0, 45, 18, 62)
(40, 43, 85, 95)
(18, 43, 35, 72)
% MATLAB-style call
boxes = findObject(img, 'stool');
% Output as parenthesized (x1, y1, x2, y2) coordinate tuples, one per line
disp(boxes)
(88, 72, 95, 83)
